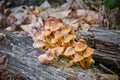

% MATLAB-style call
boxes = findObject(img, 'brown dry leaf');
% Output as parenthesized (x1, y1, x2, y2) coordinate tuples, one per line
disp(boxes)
(81, 23, 90, 32)
(39, 1, 51, 10)
(0, 55, 8, 72)
(49, 10, 71, 19)
(20, 23, 34, 32)
(76, 9, 97, 17)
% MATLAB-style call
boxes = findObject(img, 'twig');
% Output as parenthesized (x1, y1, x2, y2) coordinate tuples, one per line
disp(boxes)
(99, 63, 116, 75)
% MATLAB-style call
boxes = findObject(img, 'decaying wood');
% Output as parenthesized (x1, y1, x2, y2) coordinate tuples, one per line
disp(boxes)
(79, 28, 120, 75)
(0, 29, 119, 80)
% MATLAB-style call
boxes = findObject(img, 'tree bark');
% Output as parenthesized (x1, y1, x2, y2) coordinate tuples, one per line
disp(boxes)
(79, 28, 120, 75)
(0, 29, 119, 80)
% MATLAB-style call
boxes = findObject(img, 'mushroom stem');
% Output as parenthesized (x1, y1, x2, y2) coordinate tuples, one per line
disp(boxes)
(80, 60, 85, 69)
(40, 48, 46, 52)
(45, 36, 52, 48)
(71, 55, 74, 59)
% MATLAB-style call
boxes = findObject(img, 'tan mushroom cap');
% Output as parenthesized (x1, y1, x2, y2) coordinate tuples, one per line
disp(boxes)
(44, 17, 63, 31)
(54, 31, 63, 39)
(41, 29, 51, 37)
(34, 31, 42, 39)
(69, 60, 74, 66)
(50, 20, 63, 32)
(54, 47, 64, 56)
(38, 54, 49, 64)
(51, 38, 58, 44)
(61, 24, 72, 35)
(73, 53, 84, 62)
(88, 58, 95, 64)
(63, 34, 74, 43)
(45, 49, 55, 61)
(79, 39, 86, 44)
(83, 47, 94, 58)
(74, 41, 87, 52)
(64, 47, 75, 56)
(33, 40, 45, 48)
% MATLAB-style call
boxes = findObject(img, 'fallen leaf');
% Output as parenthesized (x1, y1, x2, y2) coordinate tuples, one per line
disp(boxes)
(49, 10, 71, 19)
(0, 55, 8, 72)
(40, 1, 51, 10)
(81, 23, 90, 32)
(20, 23, 34, 32)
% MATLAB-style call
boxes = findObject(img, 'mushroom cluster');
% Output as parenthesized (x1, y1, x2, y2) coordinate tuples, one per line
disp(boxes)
(33, 17, 95, 69)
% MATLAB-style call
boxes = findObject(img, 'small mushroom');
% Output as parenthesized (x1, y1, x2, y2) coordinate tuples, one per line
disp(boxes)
(63, 34, 74, 43)
(73, 53, 84, 62)
(64, 47, 75, 57)
(54, 31, 63, 39)
(44, 17, 63, 31)
(33, 31, 41, 39)
(54, 47, 64, 56)
(83, 47, 94, 58)
(74, 42, 87, 52)
(38, 54, 49, 64)
(61, 24, 72, 35)
(41, 29, 51, 37)
(45, 49, 55, 61)
(51, 38, 58, 44)
(69, 60, 74, 66)
(33, 40, 45, 48)
(79, 39, 86, 44)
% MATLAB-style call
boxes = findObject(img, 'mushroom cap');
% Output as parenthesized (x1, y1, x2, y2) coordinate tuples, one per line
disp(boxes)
(38, 54, 49, 64)
(41, 29, 51, 37)
(61, 24, 72, 35)
(73, 53, 84, 62)
(63, 34, 74, 43)
(33, 31, 45, 41)
(54, 47, 64, 56)
(79, 39, 86, 44)
(74, 41, 87, 52)
(32, 8, 40, 15)
(54, 31, 63, 39)
(33, 31, 41, 39)
(69, 60, 74, 66)
(44, 17, 63, 31)
(51, 38, 58, 44)
(83, 47, 94, 58)
(88, 58, 95, 64)
(45, 49, 55, 61)
(64, 47, 75, 56)
(33, 40, 45, 48)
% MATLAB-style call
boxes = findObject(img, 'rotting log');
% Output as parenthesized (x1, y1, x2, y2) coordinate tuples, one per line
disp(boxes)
(0, 31, 76, 80)
(0, 29, 119, 80)
(79, 28, 120, 75)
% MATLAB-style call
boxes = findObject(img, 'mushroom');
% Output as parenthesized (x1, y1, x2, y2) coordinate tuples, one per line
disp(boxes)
(73, 53, 84, 62)
(51, 38, 58, 44)
(83, 47, 94, 58)
(38, 54, 49, 64)
(41, 29, 51, 37)
(33, 31, 45, 41)
(64, 47, 75, 57)
(33, 40, 45, 48)
(54, 31, 63, 39)
(44, 17, 63, 31)
(63, 34, 74, 43)
(84, 57, 95, 68)
(79, 39, 86, 44)
(45, 49, 55, 61)
(69, 60, 74, 66)
(54, 47, 64, 56)
(61, 24, 72, 35)
(74, 41, 87, 52)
